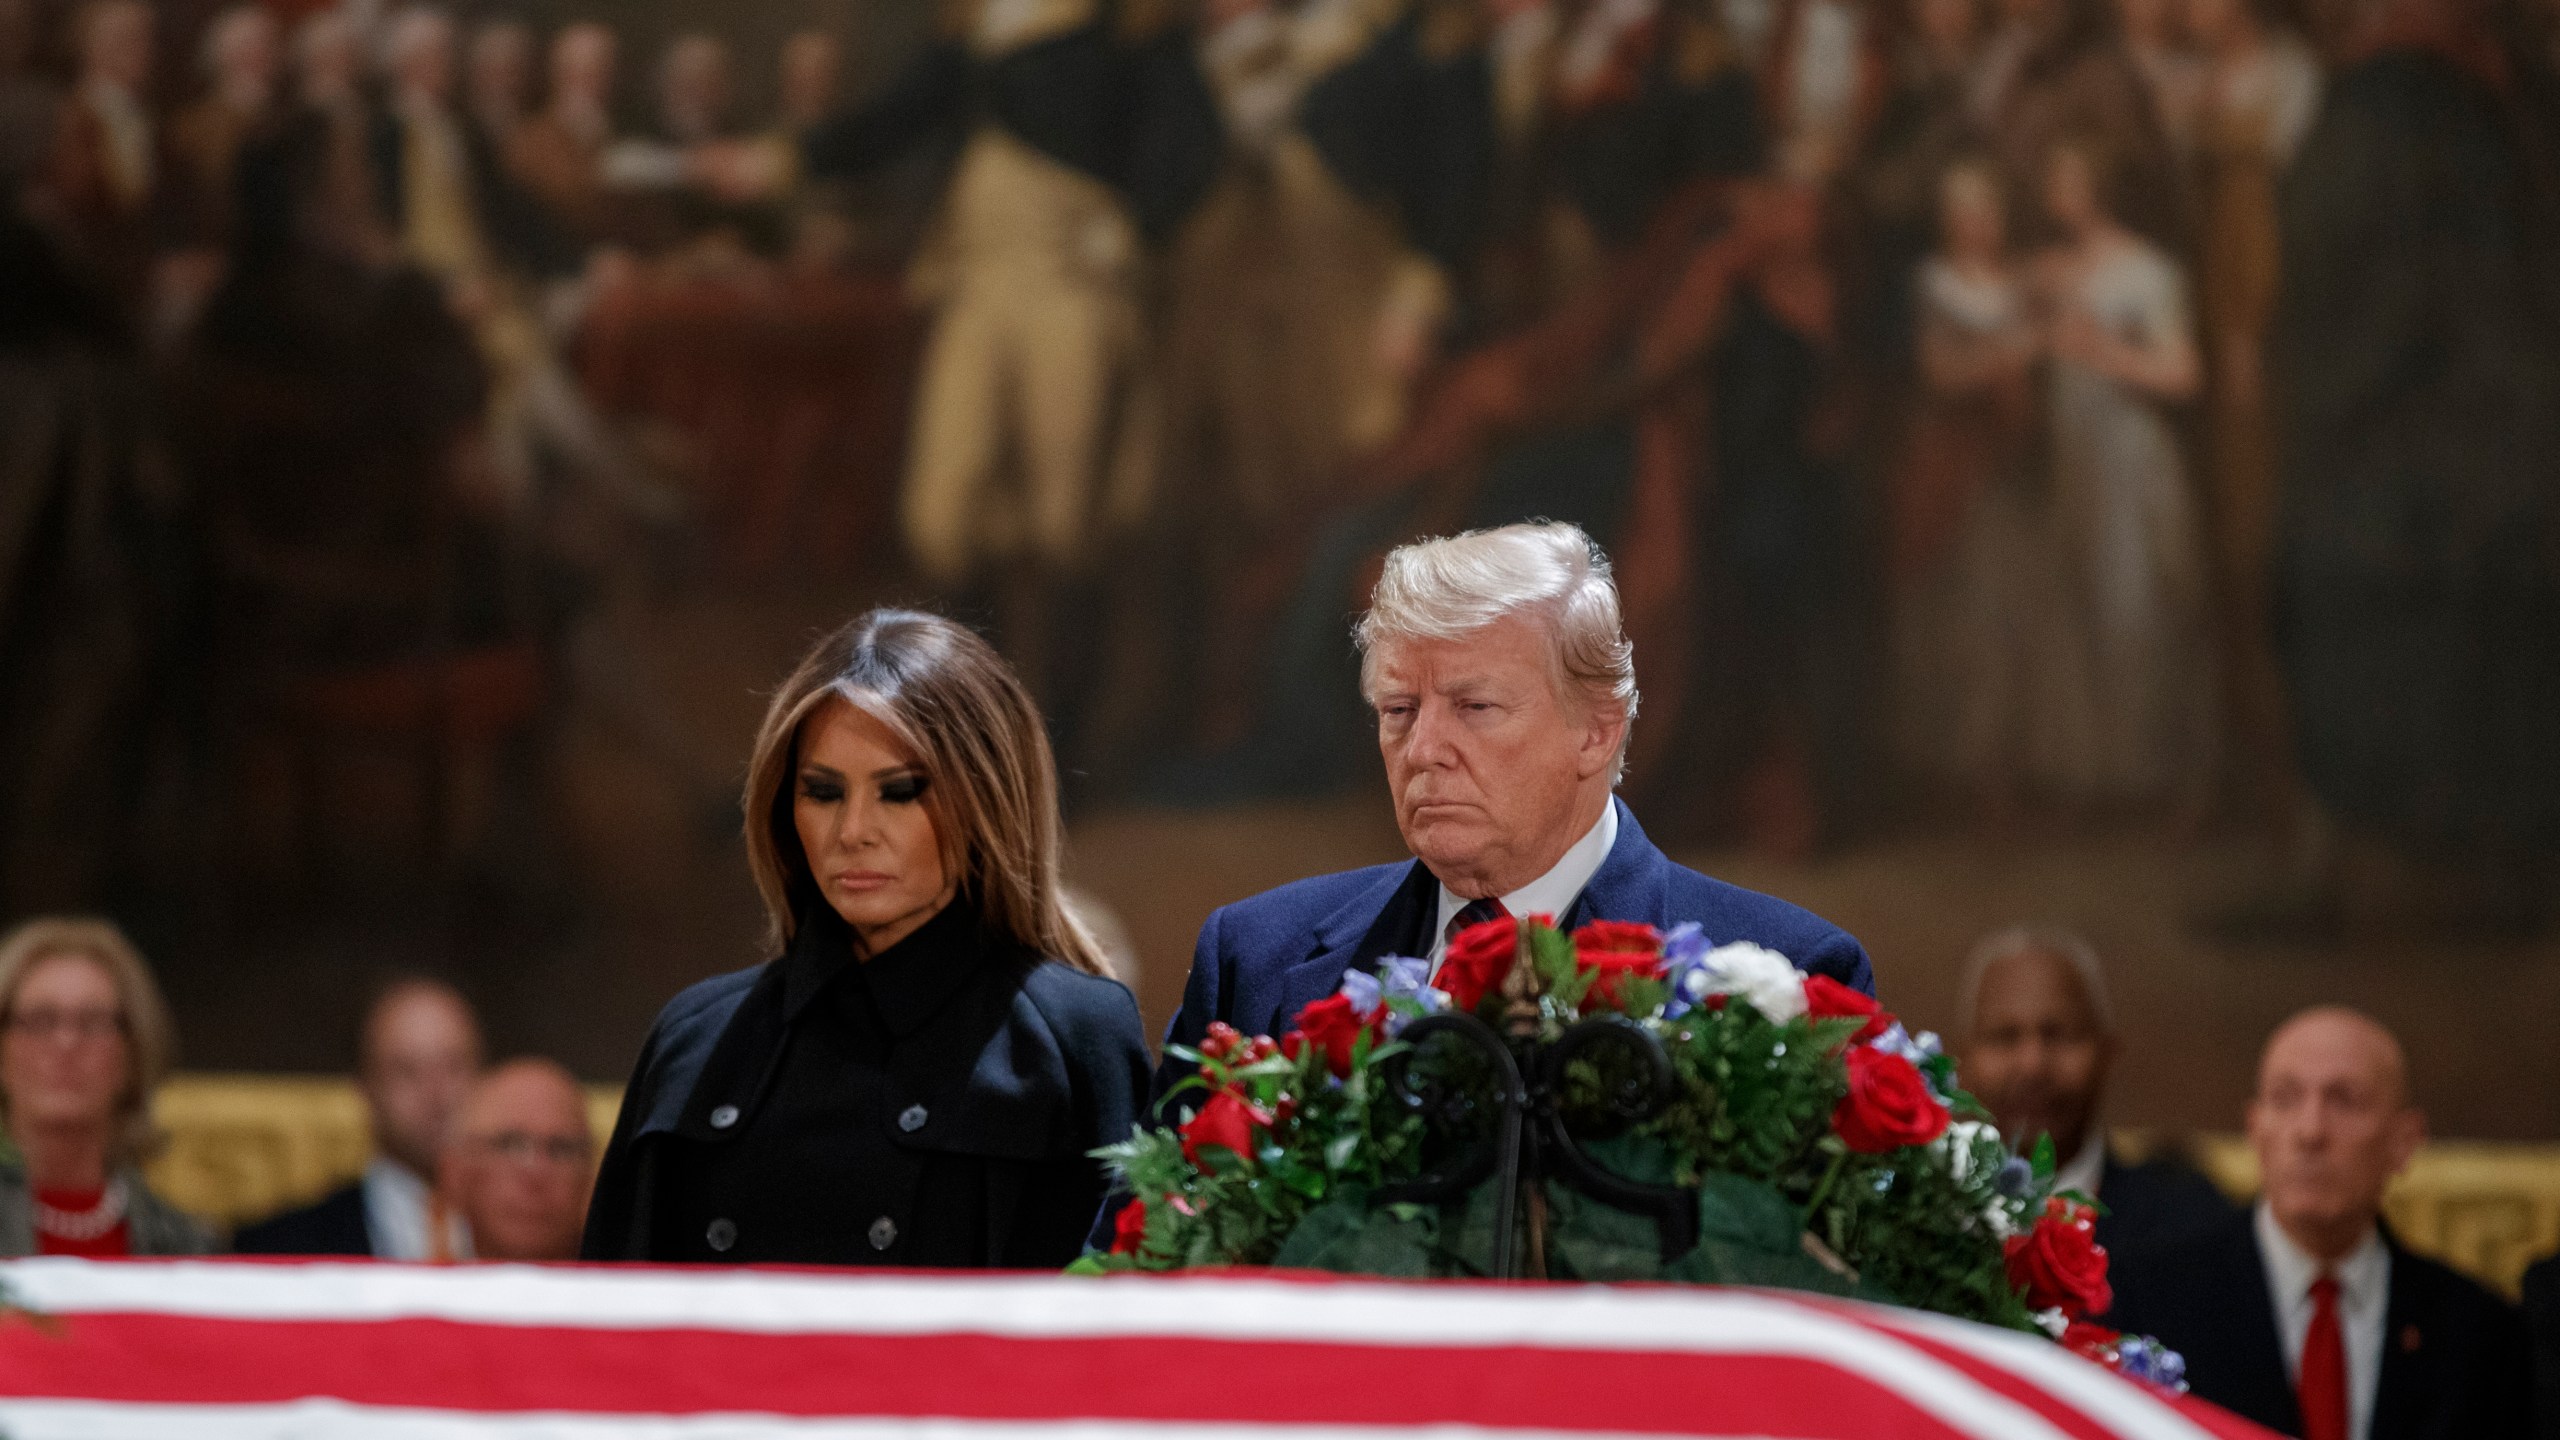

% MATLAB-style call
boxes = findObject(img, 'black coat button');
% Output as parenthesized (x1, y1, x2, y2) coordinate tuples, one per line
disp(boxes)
(868, 1216, 898, 1251)
(898, 1104, 928, 1133)
(706, 1218, 738, 1253)
(709, 1105, 740, 1130)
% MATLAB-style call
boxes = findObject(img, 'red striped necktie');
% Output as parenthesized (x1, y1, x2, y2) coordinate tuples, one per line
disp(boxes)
(1445, 897, 1511, 950)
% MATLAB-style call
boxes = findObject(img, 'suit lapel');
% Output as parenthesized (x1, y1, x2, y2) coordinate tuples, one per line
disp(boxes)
(1564, 798, 1670, 930)
(2371, 1232, 2433, 1440)
(2215, 1215, 2305, 1435)
(1266, 862, 1437, 1032)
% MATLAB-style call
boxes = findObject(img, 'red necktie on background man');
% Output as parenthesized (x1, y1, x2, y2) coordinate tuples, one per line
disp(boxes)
(2298, 1273, 2349, 1440)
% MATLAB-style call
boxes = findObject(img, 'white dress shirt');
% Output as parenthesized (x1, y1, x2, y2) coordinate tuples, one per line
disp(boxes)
(2257, 1201, 2389, 1440)
(1425, 801, 1619, 974)
(362, 1157, 473, 1262)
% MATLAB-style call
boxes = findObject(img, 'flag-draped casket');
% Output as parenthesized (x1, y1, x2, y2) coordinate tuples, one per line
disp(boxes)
(0, 1259, 2274, 1438)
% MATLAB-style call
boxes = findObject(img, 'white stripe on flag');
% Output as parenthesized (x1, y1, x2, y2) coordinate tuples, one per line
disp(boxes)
(0, 1261, 2183, 1440)
(1854, 1306, 2213, 1440)
(0, 1401, 1813, 1440)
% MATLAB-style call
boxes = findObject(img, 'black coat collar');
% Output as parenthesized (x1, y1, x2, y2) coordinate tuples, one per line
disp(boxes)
(780, 898, 986, 1036)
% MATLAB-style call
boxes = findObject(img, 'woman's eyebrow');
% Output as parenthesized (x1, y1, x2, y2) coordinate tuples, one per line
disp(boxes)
(867, 763, 925, 781)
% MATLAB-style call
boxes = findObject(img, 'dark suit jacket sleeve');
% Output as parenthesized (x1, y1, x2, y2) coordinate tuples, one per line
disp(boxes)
(2525, 1258, 2560, 1440)
(579, 1013, 668, 1261)
(1801, 928, 1873, 997)
(1013, 971, 1151, 1268)
(230, 1181, 370, 1256)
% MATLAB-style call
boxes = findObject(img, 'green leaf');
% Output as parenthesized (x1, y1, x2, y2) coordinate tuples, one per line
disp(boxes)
(1545, 1183, 1672, 1282)
(1268, 1195, 1436, 1277)
(2030, 1133, 2057, 1183)
(1695, 1171, 1804, 1255)
(1580, 1132, 1678, 1187)
(1441, 1179, 1515, 1277)
(1324, 1130, 1362, 1174)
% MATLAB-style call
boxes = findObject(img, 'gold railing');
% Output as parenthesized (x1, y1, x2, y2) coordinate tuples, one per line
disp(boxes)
(145, 1076, 2560, 1295)
(147, 1074, 624, 1233)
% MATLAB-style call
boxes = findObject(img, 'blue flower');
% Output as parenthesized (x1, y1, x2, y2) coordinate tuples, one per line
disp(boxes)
(1873, 1024, 1951, 1096)
(1377, 956, 1436, 1005)
(1349, 956, 1446, 1037)
(1993, 1156, 2036, 1199)
(1338, 970, 1383, 1014)
(1658, 923, 1713, 1017)
(2114, 1336, 2188, 1393)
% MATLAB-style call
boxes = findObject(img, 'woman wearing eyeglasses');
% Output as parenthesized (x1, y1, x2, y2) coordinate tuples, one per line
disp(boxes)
(0, 918, 216, 1256)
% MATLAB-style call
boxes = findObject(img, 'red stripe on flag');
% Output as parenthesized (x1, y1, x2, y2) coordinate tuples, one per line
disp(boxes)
(0, 1314, 1979, 1437)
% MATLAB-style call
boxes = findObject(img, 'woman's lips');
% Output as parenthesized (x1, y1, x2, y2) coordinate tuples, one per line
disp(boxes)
(831, 871, 896, 892)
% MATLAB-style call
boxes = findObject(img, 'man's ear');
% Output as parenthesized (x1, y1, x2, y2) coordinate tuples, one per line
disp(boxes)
(2386, 1105, 2428, 1177)
(1576, 704, 1627, 779)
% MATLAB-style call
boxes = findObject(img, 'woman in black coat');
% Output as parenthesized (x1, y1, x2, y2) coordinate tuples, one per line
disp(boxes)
(582, 610, 1149, 1266)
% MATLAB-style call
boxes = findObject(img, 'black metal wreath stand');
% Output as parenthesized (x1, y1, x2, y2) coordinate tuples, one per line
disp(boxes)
(1368, 930, 1696, 1279)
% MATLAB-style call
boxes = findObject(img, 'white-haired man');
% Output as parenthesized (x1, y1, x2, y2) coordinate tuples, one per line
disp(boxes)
(1152, 522, 1872, 1102)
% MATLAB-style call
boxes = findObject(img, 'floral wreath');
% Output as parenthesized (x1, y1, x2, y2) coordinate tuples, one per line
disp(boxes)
(1079, 913, 2185, 1392)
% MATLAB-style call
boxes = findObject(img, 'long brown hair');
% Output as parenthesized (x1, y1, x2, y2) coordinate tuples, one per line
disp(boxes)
(741, 609, 1107, 975)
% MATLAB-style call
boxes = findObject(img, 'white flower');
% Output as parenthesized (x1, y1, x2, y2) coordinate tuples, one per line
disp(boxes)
(1702, 943, 1808, 1024)
(1984, 1199, 2020, 1240)
(2033, 1307, 2070, 1340)
(1936, 1120, 1998, 1185)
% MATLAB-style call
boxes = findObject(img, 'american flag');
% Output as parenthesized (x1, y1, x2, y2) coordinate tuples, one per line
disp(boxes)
(0, 1259, 2276, 1439)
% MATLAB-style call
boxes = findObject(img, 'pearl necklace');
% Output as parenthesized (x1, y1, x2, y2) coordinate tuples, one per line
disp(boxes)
(32, 1178, 129, 1242)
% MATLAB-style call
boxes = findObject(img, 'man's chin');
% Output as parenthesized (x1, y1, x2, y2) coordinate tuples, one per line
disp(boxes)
(1401, 815, 1492, 869)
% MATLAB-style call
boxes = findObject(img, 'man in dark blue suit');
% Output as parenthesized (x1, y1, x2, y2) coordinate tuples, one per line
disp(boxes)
(1153, 522, 1871, 1105)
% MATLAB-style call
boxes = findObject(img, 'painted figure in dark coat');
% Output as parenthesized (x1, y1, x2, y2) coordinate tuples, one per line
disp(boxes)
(584, 611, 1148, 1267)
(2270, 0, 2560, 879)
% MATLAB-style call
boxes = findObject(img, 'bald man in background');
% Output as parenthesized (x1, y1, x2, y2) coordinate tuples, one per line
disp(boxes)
(2109, 1008, 2528, 1440)
(437, 1058, 593, 1262)
(1955, 929, 2232, 1263)
(236, 978, 483, 1258)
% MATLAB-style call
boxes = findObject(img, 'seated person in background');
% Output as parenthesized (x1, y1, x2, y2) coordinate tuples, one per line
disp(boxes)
(2108, 1007, 2529, 1440)
(0, 919, 216, 1256)
(1954, 927, 2230, 1259)
(437, 1058, 593, 1262)
(1154, 523, 1872, 1106)
(235, 978, 483, 1258)
(2527, 1252, 2559, 1440)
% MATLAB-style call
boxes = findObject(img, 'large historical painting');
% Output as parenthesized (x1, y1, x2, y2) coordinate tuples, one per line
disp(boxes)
(0, 0, 2554, 1136)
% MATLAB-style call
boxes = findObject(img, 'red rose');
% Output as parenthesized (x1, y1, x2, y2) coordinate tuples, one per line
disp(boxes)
(1571, 920, 1664, 1013)
(1831, 1045, 1951, 1153)
(1179, 1087, 1267, 1169)
(1109, 1197, 1149, 1255)
(1439, 913, 1520, 1014)
(2005, 1196, 2114, 1319)
(1803, 974, 1891, 1043)
(2060, 1319, 2121, 1362)
(1284, 993, 1381, 1078)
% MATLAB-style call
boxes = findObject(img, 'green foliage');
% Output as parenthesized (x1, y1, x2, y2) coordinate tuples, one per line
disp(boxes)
(1084, 920, 2054, 1338)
